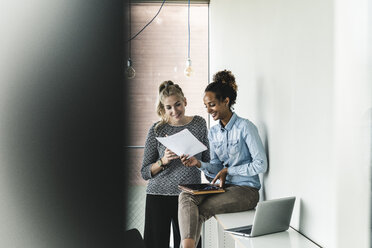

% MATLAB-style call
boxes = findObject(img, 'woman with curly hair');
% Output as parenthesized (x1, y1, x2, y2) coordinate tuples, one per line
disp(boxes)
(178, 70, 268, 248)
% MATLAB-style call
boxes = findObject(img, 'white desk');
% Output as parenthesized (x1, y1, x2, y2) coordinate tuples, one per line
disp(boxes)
(214, 211, 319, 248)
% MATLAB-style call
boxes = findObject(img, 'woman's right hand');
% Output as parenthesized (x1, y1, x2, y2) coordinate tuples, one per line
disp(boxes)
(162, 148, 179, 165)
(180, 155, 201, 168)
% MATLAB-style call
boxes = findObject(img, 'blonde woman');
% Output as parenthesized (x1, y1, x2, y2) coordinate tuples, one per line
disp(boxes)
(141, 81, 209, 248)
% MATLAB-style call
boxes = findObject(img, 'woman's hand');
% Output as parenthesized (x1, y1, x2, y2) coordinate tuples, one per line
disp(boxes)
(212, 168, 228, 188)
(180, 155, 201, 168)
(162, 148, 179, 165)
(150, 148, 178, 177)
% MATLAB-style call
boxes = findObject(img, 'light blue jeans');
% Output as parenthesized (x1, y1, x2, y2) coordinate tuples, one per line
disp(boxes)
(178, 185, 259, 245)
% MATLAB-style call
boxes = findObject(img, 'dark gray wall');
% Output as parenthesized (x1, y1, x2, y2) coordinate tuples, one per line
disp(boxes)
(0, 1, 127, 247)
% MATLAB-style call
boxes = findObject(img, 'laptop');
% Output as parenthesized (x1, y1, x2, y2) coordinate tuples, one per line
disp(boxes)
(224, 196, 296, 237)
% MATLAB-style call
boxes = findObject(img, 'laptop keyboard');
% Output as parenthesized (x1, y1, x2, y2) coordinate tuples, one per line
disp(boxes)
(231, 225, 252, 234)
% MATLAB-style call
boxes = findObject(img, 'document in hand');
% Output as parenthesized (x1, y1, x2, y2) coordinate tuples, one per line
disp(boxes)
(155, 129, 207, 157)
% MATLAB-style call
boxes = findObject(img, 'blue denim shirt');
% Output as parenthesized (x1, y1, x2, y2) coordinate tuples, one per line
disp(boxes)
(200, 113, 267, 189)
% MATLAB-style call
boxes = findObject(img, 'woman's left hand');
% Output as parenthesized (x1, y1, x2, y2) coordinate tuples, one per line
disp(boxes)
(212, 168, 228, 188)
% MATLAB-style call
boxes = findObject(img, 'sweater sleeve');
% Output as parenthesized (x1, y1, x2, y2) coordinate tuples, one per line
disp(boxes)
(200, 118, 210, 163)
(140, 124, 159, 180)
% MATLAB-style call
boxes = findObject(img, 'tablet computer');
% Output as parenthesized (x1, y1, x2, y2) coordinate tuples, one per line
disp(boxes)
(178, 183, 225, 195)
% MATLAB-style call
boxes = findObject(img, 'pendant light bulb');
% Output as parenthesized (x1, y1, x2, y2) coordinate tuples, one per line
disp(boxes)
(184, 58, 192, 78)
(126, 58, 136, 79)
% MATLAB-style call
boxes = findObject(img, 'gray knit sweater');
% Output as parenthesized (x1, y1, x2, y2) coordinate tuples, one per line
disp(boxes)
(141, 115, 210, 195)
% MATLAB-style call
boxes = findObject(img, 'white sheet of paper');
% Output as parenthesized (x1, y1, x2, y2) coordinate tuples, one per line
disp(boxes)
(156, 129, 207, 157)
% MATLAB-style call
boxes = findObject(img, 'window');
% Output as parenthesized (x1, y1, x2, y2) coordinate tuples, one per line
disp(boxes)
(126, 2, 209, 242)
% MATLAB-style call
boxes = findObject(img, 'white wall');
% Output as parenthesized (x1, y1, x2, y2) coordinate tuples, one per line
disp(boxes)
(210, 0, 371, 247)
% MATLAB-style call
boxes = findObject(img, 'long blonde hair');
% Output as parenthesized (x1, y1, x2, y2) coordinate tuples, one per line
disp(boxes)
(155, 80, 185, 131)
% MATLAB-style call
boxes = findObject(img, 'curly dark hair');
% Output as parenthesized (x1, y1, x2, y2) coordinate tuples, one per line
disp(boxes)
(205, 70, 238, 108)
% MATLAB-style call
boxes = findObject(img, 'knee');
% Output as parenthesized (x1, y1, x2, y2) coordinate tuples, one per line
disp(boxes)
(198, 205, 214, 222)
(179, 192, 189, 205)
(179, 192, 197, 205)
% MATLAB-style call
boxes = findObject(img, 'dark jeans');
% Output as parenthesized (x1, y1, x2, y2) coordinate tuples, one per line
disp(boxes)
(144, 194, 180, 248)
(144, 194, 201, 248)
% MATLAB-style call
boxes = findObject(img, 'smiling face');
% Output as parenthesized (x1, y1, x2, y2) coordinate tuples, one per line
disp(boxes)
(163, 95, 187, 125)
(203, 91, 231, 123)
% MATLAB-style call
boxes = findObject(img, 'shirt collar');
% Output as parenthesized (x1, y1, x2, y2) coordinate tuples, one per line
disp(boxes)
(218, 112, 237, 131)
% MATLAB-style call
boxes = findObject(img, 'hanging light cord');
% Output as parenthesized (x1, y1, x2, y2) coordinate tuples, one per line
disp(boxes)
(128, 1, 131, 58)
(127, 0, 167, 42)
(187, 0, 190, 59)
